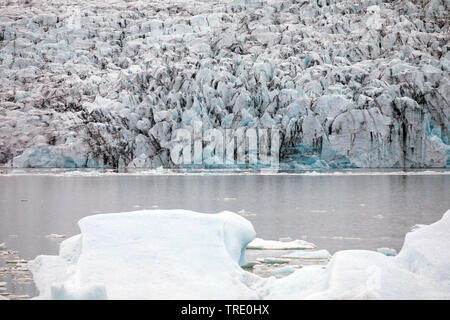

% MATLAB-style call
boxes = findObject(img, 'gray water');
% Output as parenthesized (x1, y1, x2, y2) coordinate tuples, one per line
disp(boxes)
(1, 173, 449, 260)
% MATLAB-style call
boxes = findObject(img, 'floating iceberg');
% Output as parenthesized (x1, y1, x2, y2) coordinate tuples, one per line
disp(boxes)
(29, 209, 450, 299)
(282, 250, 331, 260)
(247, 238, 316, 250)
(29, 210, 261, 299)
(265, 210, 450, 299)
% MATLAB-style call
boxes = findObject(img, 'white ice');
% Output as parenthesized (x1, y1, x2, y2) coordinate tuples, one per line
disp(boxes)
(264, 209, 450, 299)
(247, 238, 316, 250)
(0, 0, 448, 169)
(29, 209, 450, 300)
(281, 250, 331, 260)
(29, 210, 261, 299)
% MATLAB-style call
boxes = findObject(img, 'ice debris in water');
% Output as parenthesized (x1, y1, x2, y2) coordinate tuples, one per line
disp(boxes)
(247, 238, 316, 250)
(0, 243, 6, 251)
(264, 209, 450, 299)
(256, 257, 291, 265)
(0, 0, 448, 169)
(281, 250, 331, 260)
(45, 234, 67, 239)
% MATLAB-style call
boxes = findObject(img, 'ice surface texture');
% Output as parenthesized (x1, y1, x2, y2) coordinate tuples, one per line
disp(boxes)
(0, 0, 448, 169)
(29, 209, 450, 299)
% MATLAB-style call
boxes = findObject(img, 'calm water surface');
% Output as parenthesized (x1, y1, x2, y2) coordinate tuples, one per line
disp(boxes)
(0, 173, 449, 260)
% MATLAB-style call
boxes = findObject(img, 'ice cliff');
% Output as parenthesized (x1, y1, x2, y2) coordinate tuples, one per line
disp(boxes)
(0, 0, 449, 169)
(29, 209, 450, 299)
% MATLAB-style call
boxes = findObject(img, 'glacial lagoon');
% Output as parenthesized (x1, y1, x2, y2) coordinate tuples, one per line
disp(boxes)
(1, 170, 449, 260)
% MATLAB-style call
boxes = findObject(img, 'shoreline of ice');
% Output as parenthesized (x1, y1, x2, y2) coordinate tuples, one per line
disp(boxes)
(28, 208, 450, 300)
(1, 167, 450, 177)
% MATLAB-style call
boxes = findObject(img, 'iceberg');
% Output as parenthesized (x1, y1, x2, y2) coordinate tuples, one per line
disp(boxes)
(281, 250, 331, 260)
(29, 210, 261, 300)
(247, 238, 316, 250)
(264, 210, 450, 299)
(29, 209, 450, 299)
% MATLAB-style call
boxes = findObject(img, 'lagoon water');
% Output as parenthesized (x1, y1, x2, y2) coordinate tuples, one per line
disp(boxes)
(1, 171, 449, 260)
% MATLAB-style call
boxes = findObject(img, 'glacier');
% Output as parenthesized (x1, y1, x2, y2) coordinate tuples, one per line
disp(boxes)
(28, 208, 450, 299)
(0, 0, 448, 169)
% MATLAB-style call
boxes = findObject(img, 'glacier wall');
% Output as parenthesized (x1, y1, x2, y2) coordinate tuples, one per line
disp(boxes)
(0, 0, 448, 169)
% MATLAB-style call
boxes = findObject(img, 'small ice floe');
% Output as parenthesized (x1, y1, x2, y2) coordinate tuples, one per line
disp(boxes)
(282, 250, 331, 260)
(132, 205, 141, 208)
(45, 234, 67, 239)
(12, 277, 34, 284)
(331, 236, 361, 241)
(223, 197, 236, 201)
(247, 238, 315, 250)
(311, 209, 327, 213)
(238, 209, 256, 217)
(0, 243, 6, 250)
(377, 248, 397, 256)
(0, 282, 6, 287)
(5, 259, 27, 264)
(359, 203, 366, 207)
(374, 214, 384, 219)
(256, 257, 290, 265)
(152, 205, 159, 208)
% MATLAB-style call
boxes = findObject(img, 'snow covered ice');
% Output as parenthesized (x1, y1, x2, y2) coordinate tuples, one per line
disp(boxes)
(0, 0, 448, 169)
(29, 208, 450, 299)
